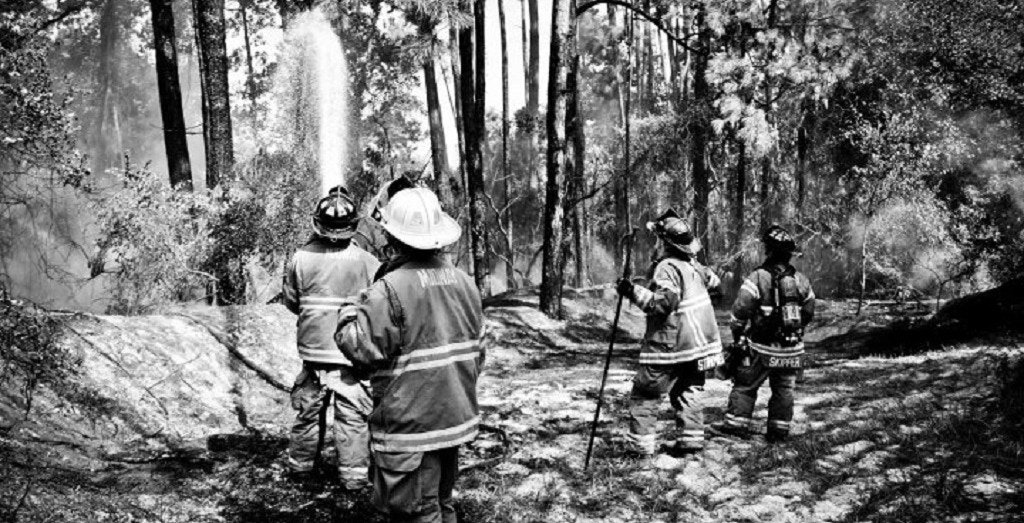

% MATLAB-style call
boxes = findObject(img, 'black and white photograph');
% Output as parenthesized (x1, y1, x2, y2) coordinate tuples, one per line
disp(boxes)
(1, 0, 1022, 521)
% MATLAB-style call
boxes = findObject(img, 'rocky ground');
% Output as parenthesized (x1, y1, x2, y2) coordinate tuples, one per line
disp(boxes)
(1, 292, 1021, 522)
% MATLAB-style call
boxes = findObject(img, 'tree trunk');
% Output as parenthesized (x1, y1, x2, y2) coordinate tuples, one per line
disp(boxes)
(460, 0, 490, 295)
(239, 0, 258, 111)
(449, 23, 468, 209)
(149, 0, 193, 190)
(93, 0, 123, 173)
(857, 221, 871, 315)
(568, 45, 585, 288)
(194, 0, 233, 188)
(613, 9, 633, 273)
(760, 0, 779, 231)
(520, 0, 529, 76)
(732, 139, 746, 297)
(690, 1, 711, 263)
(424, 58, 455, 210)
(796, 104, 810, 215)
(526, 0, 540, 119)
(539, 0, 576, 317)
(415, 16, 457, 212)
(499, 0, 515, 291)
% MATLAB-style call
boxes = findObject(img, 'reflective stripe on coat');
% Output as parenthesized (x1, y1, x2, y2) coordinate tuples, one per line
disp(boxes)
(282, 239, 381, 364)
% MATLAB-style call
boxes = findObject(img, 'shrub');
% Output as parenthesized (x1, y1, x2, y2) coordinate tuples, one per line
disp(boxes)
(94, 153, 319, 311)
(0, 287, 79, 418)
(93, 165, 220, 314)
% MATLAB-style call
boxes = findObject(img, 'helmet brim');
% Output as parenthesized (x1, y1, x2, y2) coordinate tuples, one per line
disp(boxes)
(665, 237, 702, 255)
(312, 218, 358, 240)
(381, 214, 462, 250)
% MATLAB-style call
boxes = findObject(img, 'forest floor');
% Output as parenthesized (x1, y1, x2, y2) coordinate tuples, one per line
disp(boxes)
(1, 292, 1022, 522)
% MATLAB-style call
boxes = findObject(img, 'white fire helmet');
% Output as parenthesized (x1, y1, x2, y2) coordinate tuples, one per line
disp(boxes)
(379, 187, 461, 250)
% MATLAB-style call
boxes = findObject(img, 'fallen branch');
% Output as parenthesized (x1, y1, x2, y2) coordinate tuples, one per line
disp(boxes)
(7, 478, 33, 522)
(170, 313, 290, 392)
(459, 456, 504, 475)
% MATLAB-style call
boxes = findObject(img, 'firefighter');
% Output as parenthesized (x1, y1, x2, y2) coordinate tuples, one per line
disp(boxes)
(616, 209, 723, 456)
(335, 187, 484, 523)
(282, 186, 381, 488)
(718, 225, 815, 443)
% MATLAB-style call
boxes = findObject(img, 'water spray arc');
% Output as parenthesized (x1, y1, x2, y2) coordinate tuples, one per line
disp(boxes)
(275, 9, 349, 195)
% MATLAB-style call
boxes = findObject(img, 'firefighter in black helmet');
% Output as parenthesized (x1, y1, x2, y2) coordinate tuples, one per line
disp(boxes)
(716, 225, 815, 443)
(616, 209, 723, 456)
(282, 186, 381, 487)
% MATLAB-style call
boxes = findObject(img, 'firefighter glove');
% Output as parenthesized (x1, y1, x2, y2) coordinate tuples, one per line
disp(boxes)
(616, 278, 635, 300)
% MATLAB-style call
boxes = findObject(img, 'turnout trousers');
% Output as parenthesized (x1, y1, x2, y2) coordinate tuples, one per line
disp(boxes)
(371, 446, 459, 523)
(725, 351, 798, 439)
(287, 363, 372, 483)
(628, 360, 706, 451)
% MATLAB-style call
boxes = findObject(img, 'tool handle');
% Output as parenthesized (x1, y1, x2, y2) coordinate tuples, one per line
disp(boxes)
(584, 229, 636, 470)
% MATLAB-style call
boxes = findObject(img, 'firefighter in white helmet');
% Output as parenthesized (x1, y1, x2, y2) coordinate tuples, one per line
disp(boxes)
(616, 209, 723, 456)
(335, 187, 484, 523)
(717, 225, 815, 443)
(281, 186, 381, 487)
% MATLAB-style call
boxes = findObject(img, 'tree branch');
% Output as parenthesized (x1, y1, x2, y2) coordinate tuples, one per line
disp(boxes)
(576, 0, 703, 54)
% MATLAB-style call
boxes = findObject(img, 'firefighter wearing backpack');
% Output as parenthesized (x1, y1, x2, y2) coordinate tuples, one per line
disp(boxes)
(720, 225, 815, 443)
(282, 186, 381, 487)
(616, 210, 723, 456)
(335, 187, 484, 523)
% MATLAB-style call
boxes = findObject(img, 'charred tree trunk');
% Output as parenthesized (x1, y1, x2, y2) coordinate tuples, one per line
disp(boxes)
(690, 1, 711, 263)
(414, 15, 457, 212)
(568, 47, 585, 288)
(449, 23, 468, 207)
(539, 0, 577, 317)
(194, 0, 233, 188)
(460, 0, 490, 295)
(424, 58, 455, 209)
(149, 0, 193, 190)
(499, 0, 515, 290)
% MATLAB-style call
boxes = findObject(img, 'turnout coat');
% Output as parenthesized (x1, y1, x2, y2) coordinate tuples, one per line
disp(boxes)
(730, 263, 816, 358)
(282, 238, 381, 365)
(633, 257, 723, 366)
(335, 254, 485, 453)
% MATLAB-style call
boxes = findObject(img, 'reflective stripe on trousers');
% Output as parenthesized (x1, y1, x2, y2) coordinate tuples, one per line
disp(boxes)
(628, 362, 706, 449)
(726, 352, 797, 435)
(287, 364, 372, 477)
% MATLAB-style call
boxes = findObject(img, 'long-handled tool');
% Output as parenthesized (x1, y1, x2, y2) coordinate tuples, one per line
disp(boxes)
(584, 229, 637, 471)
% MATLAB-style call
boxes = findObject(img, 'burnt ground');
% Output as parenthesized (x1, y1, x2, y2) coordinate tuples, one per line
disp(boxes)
(1, 294, 1022, 522)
